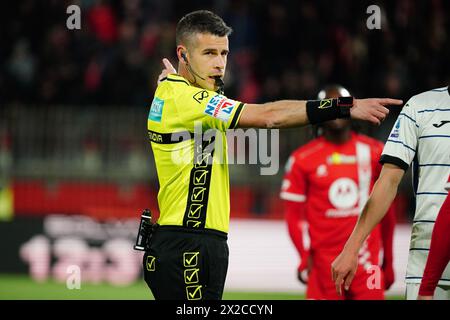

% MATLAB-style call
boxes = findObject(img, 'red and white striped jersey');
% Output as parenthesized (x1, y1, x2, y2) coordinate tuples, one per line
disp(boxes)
(280, 132, 384, 257)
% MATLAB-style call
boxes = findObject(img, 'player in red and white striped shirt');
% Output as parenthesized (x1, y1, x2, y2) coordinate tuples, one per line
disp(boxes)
(418, 175, 450, 299)
(281, 85, 396, 300)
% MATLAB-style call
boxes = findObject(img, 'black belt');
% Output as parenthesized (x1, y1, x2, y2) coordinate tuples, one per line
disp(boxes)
(148, 130, 194, 144)
(156, 225, 228, 240)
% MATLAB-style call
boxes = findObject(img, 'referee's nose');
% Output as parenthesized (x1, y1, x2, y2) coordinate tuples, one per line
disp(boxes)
(214, 55, 226, 72)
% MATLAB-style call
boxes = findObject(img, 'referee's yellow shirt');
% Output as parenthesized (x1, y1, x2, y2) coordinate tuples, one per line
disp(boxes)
(148, 74, 245, 234)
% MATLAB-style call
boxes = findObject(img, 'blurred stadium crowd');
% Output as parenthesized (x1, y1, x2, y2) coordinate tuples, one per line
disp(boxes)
(2, 0, 449, 106)
(1, 0, 449, 219)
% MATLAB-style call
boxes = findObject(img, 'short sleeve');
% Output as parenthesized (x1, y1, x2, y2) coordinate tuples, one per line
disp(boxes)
(380, 100, 419, 171)
(280, 155, 307, 203)
(177, 86, 245, 132)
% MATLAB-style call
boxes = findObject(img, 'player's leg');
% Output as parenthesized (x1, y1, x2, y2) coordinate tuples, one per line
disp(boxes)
(143, 228, 213, 300)
(433, 285, 450, 300)
(143, 228, 228, 300)
(306, 253, 344, 300)
(305, 267, 325, 299)
(407, 283, 450, 300)
(143, 229, 187, 299)
(405, 283, 420, 300)
(201, 234, 229, 300)
(348, 267, 384, 300)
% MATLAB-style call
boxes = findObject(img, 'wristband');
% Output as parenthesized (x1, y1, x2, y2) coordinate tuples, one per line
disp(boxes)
(306, 96, 353, 124)
(337, 96, 353, 118)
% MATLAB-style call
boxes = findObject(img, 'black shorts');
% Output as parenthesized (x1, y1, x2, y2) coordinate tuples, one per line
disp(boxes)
(143, 225, 229, 300)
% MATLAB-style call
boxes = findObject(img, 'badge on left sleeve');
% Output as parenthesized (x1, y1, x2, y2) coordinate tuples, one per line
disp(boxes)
(204, 94, 237, 122)
(149, 97, 164, 122)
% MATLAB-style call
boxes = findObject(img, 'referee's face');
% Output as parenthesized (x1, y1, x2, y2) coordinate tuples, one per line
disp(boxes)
(187, 33, 229, 91)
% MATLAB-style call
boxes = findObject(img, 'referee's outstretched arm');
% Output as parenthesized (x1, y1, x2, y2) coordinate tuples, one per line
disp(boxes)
(156, 58, 403, 129)
(238, 98, 402, 128)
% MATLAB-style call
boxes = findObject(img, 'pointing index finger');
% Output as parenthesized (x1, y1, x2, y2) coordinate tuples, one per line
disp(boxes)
(380, 98, 403, 106)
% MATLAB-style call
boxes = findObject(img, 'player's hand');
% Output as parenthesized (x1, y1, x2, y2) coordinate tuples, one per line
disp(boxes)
(157, 58, 176, 85)
(331, 249, 358, 296)
(351, 98, 403, 125)
(382, 260, 395, 290)
(297, 255, 312, 285)
(417, 295, 433, 300)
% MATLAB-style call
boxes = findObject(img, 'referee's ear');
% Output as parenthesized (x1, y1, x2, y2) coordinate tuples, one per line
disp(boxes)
(176, 46, 188, 64)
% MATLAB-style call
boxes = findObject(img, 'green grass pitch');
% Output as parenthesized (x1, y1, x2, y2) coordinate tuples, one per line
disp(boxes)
(0, 274, 403, 300)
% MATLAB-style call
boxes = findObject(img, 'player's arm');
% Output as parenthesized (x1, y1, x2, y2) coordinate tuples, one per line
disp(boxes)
(280, 156, 311, 283)
(417, 193, 450, 300)
(284, 200, 310, 283)
(380, 204, 396, 290)
(373, 153, 396, 290)
(331, 163, 404, 295)
(285, 201, 307, 256)
(237, 98, 403, 128)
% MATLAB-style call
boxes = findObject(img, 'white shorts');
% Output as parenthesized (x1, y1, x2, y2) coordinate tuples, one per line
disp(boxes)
(406, 283, 450, 300)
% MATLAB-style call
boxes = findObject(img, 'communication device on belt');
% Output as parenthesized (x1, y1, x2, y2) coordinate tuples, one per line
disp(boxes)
(133, 208, 153, 251)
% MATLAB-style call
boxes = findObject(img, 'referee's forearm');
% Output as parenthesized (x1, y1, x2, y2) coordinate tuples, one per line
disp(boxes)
(262, 100, 309, 128)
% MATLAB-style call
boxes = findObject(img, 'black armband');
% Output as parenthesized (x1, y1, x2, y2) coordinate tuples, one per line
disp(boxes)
(306, 96, 354, 125)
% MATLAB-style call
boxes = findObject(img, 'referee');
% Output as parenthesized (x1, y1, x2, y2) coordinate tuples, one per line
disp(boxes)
(144, 10, 402, 300)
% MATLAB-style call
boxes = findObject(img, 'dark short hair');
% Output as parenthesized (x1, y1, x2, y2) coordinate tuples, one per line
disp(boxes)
(176, 10, 232, 46)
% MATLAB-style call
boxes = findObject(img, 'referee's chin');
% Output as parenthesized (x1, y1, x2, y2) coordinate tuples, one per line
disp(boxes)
(206, 77, 219, 91)
(194, 79, 214, 91)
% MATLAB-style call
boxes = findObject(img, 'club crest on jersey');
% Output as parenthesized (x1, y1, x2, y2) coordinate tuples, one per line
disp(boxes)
(390, 118, 400, 138)
(204, 95, 236, 122)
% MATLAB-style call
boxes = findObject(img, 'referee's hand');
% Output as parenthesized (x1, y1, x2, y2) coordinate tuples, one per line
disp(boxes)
(351, 98, 403, 125)
(157, 58, 176, 85)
